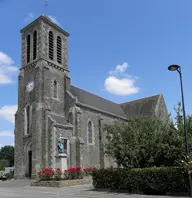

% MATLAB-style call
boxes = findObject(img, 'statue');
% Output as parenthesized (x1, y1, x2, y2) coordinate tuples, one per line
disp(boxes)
(57, 134, 64, 153)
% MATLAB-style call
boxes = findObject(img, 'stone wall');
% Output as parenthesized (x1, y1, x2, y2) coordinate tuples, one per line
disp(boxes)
(31, 177, 92, 188)
(78, 106, 118, 169)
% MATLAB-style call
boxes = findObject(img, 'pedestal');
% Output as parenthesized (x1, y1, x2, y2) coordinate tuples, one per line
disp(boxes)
(58, 153, 67, 172)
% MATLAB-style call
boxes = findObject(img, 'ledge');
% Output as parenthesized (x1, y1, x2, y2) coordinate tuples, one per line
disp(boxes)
(31, 177, 91, 188)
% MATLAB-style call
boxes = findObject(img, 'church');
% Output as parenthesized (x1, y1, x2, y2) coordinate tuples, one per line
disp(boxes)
(14, 15, 169, 179)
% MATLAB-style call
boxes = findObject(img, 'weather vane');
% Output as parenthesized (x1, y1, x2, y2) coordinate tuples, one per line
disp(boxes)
(44, 0, 48, 15)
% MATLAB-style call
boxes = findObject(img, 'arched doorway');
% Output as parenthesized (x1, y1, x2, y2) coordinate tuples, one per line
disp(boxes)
(24, 141, 32, 178)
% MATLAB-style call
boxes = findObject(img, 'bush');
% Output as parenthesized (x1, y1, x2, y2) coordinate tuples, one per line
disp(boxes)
(92, 167, 189, 194)
(5, 170, 14, 180)
(64, 167, 84, 180)
(37, 168, 54, 181)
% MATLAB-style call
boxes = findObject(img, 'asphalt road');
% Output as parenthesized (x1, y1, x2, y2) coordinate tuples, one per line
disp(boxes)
(0, 179, 188, 198)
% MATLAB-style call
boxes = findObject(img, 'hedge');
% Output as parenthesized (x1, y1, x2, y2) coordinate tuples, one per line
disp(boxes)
(92, 167, 189, 194)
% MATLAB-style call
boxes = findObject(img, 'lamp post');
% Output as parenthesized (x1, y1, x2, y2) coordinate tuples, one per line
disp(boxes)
(168, 65, 189, 155)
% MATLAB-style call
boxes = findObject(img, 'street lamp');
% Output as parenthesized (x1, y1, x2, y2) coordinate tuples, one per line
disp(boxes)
(168, 64, 189, 155)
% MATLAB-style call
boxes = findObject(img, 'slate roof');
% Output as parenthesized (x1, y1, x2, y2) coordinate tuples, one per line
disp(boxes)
(120, 94, 160, 118)
(70, 85, 127, 118)
(70, 86, 161, 119)
(20, 15, 70, 36)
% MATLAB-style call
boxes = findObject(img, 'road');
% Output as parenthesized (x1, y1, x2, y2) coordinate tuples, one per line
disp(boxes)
(0, 179, 188, 198)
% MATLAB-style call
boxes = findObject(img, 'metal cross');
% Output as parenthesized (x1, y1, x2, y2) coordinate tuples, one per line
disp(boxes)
(44, 0, 48, 15)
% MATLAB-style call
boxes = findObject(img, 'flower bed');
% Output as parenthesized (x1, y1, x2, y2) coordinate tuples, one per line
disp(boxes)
(32, 167, 96, 187)
(37, 168, 62, 181)
(83, 167, 97, 176)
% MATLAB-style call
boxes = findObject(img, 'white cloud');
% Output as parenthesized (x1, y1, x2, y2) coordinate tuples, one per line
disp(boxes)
(0, 105, 17, 123)
(0, 131, 14, 137)
(48, 15, 60, 25)
(0, 52, 13, 65)
(105, 62, 140, 96)
(0, 52, 19, 84)
(24, 12, 35, 22)
(109, 62, 128, 75)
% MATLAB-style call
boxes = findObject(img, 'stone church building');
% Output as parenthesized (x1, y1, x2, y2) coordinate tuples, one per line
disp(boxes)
(14, 15, 169, 179)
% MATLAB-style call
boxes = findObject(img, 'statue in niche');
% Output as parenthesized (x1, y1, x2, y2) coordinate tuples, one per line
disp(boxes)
(57, 134, 64, 154)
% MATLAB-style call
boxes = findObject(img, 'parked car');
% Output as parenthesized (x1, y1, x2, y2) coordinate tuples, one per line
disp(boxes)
(0, 171, 7, 181)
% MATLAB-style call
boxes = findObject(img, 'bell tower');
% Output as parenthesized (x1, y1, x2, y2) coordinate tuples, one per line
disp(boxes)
(14, 16, 70, 179)
(20, 15, 69, 69)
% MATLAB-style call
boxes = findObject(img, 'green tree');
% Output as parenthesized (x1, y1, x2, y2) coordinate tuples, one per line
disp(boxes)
(173, 102, 192, 153)
(0, 146, 14, 167)
(104, 116, 185, 168)
(0, 159, 9, 170)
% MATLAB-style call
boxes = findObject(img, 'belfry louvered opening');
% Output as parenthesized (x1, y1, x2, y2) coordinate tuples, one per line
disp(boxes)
(49, 31, 54, 60)
(27, 35, 31, 63)
(33, 31, 37, 60)
(57, 36, 62, 64)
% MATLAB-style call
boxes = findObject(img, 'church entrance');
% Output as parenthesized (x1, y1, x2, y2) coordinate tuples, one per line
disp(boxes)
(25, 141, 32, 178)
(28, 151, 32, 178)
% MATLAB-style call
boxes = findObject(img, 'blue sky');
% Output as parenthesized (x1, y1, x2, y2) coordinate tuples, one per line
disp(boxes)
(0, 0, 192, 146)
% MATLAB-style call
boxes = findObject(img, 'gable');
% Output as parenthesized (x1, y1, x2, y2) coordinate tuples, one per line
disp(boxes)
(120, 95, 160, 118)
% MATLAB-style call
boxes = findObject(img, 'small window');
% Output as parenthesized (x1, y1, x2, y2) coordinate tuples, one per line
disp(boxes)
(49, 31, 54, 60)
(27, 35, 31, 63)
(33, 30, 37, 60)
(57, 36, 62, 64)
(53, 80, 57, 98)
(88, 121, 93, 144)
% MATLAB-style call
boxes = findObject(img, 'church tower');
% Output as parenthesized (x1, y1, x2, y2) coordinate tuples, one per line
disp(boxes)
(14, 16, 70, 179)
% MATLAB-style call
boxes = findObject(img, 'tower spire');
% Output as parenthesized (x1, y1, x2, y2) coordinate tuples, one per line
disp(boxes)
(44, 0, 48, 16)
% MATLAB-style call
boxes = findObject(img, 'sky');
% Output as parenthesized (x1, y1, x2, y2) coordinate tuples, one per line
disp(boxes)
(0, 0, 192, 147)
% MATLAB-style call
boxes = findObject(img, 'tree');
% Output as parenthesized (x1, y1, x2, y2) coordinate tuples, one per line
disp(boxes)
(104, 116, 185, 168)
(173, 102, 192, 152)
(0, 146, 14, 167)
(0, 159, 9, 170)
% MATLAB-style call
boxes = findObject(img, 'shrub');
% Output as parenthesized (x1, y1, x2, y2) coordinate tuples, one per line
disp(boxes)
(54, 168, 62, 180)
(5, 170, 14, 180)
(64, 167, 84, 180)
(83, 167, 97, 176)
(37, 168, 55, 181)
(92, 167, 189, 194)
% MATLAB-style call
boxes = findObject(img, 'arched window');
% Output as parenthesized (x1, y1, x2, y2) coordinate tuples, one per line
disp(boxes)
(88, 121, 93, 144)
(49, 31, 54, 60)
(53, 80, 57, 98)
(57, 36, 62, 64)
(25, 105, 30, 135)
(33, 30, 37, 60)
(27, 35, 31, 63)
